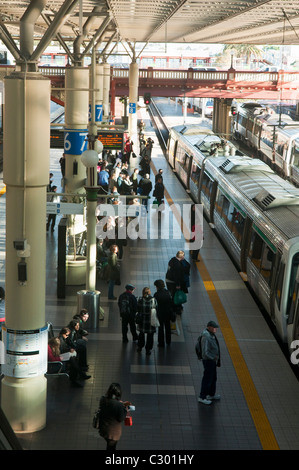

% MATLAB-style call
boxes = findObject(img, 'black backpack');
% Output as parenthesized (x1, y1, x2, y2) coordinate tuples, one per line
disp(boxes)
(119, 294, 130, 317)
(195, 334, 203, 360)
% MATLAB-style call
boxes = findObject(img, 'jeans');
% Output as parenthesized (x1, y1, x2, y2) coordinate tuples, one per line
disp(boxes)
(108, 280, 115, 299)
(137, 331, 154, 352)
(200, 359, 217, 399)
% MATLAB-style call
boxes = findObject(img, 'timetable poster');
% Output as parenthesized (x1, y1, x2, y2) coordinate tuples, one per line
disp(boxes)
(2, 325, 48, 378)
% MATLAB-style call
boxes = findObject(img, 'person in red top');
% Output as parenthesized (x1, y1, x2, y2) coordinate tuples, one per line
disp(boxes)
(123, 138, 133, 165)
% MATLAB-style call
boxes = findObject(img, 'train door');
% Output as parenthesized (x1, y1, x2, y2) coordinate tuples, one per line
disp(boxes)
(167, 135, 177, 168)
(287, 255, 299, 347)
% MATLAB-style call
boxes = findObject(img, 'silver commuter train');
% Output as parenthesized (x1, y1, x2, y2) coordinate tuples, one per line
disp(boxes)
(233, 102, 299, 187)
(166, 124, 299, 352)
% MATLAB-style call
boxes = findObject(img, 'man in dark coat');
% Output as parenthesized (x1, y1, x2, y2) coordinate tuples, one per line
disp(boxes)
(118, 284, 139, 343)
(154, 279, 175, 347)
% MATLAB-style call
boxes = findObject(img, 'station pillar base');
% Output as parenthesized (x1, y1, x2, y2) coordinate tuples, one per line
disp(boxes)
(1, 375, 47, 433)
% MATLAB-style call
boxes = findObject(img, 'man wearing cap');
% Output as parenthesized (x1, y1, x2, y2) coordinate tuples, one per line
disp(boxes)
(198, 320, 221, 405)
(118, 284, 139, 343)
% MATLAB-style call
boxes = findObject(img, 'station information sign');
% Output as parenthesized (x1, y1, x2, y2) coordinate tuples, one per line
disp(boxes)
(1, 325, 48, 378)
(97, 130, 124, 151)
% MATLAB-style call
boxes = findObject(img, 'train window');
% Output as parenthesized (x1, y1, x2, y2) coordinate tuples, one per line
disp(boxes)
(190, 162, 201, 186)
(229, 207, 245, 244)
(249, 231, 274, 284)
(291, 141, 299, 168)
(260, 244, 274, 286)
(215, 189, 229, 218)
(248, 231, 263, 270)
(260, 126, 273, 148)
(247, 118, 254, 133)
(202, 173, 213, 201)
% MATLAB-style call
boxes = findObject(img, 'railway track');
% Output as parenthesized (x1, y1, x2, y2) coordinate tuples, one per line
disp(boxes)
(147, 99, 169, 155)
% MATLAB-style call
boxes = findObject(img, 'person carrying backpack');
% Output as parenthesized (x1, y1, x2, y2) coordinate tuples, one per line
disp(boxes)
(118, 284, 139, 343)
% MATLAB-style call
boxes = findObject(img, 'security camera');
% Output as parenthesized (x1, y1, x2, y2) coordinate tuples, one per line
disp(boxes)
(13, 239, 27, 251)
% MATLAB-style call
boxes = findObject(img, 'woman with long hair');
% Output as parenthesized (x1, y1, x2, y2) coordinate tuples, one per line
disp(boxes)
(136, 287, 158, 356)
(98, 383, 131, 451)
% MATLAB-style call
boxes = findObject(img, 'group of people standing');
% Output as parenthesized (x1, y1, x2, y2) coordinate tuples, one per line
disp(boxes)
(118, 280, 175, 356)
(116, 250, 190, 355)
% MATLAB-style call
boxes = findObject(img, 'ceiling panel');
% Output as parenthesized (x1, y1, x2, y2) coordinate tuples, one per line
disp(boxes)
(0, 0, 298, 52)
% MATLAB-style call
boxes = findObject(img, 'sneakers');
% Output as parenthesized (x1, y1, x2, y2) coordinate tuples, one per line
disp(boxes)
(198, 397, 212, 405)
(206, 394, 221, 400)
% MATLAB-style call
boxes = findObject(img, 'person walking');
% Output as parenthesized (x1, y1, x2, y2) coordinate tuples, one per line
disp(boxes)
(46, 185, 59, 232)
(118, 284, 139, 343)
(198, 320, 221, 405)
(106, 244, 120, 300)
(136, 287, 158, 355)
(153, 176, 164, 206)
(138, 173, 152, 211)
(153, 279, 175, 347)
(98, 383, 132, 451)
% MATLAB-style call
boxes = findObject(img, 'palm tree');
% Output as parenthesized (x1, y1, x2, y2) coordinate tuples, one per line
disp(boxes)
(223, 44, 263, 67)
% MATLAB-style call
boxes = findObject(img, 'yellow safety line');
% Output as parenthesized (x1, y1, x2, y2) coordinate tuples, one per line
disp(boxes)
(150, 160, 279, 450)
(0, 186, 6, 197)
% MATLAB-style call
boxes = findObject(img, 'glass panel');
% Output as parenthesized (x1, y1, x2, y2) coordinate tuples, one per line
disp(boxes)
(202, 173, 213, 201)
(248, 231, 263, 271)
(190, 162, 201, 187)
(291, 140, 299, 168)
(260, 244, 274, 286)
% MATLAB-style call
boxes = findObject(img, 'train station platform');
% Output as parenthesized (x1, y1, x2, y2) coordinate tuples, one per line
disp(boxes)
(0, 98, 299, 454)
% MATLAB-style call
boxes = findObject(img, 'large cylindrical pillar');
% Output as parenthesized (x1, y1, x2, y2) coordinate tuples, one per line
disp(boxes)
(128, 61, 139, 141)
(64, 66, 89, 285)
(102, 62, 111, 121)
(1, 71, 50, 432)
(64, 66, 89, 195)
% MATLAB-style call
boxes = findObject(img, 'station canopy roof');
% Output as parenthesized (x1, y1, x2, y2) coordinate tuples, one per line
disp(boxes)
(1, 0, 299, 54)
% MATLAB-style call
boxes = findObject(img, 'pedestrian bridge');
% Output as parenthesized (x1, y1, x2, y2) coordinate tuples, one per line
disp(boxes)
(1, 65, 299, 102)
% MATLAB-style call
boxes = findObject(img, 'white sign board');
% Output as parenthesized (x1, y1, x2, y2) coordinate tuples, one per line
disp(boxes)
(47, 202, 84, 215)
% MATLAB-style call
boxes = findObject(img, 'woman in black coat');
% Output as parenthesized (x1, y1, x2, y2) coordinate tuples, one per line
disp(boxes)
(98, 383, 131, 451)
(165, 251, 190, 313)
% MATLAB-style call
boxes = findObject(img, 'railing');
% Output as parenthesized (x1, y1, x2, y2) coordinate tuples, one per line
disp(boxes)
(1, 65, 299, 88)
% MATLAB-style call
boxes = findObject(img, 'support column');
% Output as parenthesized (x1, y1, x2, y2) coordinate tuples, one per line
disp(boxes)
(128, 61, 139, 143)
(102, 62, 111, 121)
(64, 66, 89, 285)
(212, 98, 220, 134)
(1, 71, 50, 432)
(91, 62, 103, 125)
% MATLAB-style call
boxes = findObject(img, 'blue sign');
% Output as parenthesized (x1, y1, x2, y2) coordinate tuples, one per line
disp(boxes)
(89, 104, 103, 122)
(64, 129, 88, 155)
(129, 102, 136, 114)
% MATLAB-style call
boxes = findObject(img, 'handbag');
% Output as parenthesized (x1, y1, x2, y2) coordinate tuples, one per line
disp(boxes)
(150, 308, 160, 327)
(173, 289, 187, 305)
(124, 411, 133, 426)
(132, 152, 137, 158)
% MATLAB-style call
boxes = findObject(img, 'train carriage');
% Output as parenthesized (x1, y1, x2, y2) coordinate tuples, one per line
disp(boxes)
(233, 103, 299, 187)
(166, 124, 299, 353)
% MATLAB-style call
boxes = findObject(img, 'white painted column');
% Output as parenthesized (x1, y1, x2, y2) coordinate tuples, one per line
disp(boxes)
(128, 61, 139, 143)
(102, 62, 111, 121)
(1, 71, 50, 432)
(64, 66, 89, 285)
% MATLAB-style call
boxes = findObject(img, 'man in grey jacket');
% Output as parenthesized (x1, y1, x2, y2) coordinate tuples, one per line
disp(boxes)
(198, 320, 221, 405)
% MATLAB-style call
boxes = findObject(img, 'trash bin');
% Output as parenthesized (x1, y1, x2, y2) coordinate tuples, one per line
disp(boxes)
(77, 290, 101, 330)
